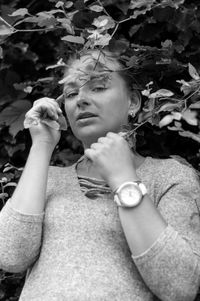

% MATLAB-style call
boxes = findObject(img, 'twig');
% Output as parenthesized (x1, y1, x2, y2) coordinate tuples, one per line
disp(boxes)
(0, 16, 14, 28)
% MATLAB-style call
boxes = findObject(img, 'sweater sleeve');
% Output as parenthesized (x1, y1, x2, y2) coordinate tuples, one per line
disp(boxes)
(132, 162, 200, 301)
(0, 199, 44, 273)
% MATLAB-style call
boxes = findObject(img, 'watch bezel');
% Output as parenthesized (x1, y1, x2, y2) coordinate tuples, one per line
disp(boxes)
(114, 181, 147, 208)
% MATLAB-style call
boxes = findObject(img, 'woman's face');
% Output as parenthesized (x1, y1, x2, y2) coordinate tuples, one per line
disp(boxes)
(63, 53, 131, 148)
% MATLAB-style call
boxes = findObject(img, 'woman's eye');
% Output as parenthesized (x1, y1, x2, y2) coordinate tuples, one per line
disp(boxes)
(66, 92, 78, 99)
(92, 86, 106, 92)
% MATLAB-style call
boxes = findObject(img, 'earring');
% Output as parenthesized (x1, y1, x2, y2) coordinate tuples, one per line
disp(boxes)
(128, 110, 135, 118)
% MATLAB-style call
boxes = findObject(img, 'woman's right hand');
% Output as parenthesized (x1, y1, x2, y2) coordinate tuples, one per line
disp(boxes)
(24, 97, 62, 149)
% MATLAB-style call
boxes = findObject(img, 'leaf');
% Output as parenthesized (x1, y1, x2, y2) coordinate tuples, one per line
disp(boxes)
(188, 63, 200, 80)
(0, 100, 32, 136)
(61, 35, 85, 44)
(150, 89, 174, 98)
(65, 1, 73, 9)
(159, 112, 181, 128)
(89, 5, 103, 12)
(57, 18, 74, 35)
(4, 143, 25, 157)
(93, 16, 115, 30)
(9, 8, 29, 17)
(55, 1, 64, 8)
(189, 101, 200, 109)
(0, 193, 8, 199)
(159, 114, 174, 127)
(0, 25, 14, 36)
(23, 86, 33, 93)
(161, 39, 173, 48)
(182, 109, 198, 126)
(157, 103, 180, 113)
(129, 0, 155, 10)
(179, 131, 200, 143)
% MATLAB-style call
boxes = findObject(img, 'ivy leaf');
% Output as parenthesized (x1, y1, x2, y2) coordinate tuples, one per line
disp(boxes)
(89, 5, 103, 12)
(188, 63, 200, 80)
(61, 35, 85, 44)
(0, 100, 32, 136)
(150, 89, 174, 98)
(9, 8, 29, 17)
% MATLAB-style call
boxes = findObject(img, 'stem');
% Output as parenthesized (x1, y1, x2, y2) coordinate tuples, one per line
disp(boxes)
(119, 17, 133, 24)
(97, 0, 112, 18)
(0, 16, 14, 28)
(110, 23, 119, 39)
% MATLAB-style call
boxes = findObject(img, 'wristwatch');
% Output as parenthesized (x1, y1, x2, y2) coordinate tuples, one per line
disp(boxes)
(114, 181, 147, 208)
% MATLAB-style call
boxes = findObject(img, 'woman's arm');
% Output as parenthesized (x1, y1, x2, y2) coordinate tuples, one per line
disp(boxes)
(10, 97, 61, 214)
(85, 133, 200, 301)
(0, 98, 61, 272)
(121, 163, 200, 301)
(10, 141, 54, 214)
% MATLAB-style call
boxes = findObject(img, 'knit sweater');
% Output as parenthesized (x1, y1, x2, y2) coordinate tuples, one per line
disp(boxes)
(0, 157, 200, 301)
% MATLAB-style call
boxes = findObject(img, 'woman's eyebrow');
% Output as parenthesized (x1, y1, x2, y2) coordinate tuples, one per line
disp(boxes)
(64, 81, 78, 88)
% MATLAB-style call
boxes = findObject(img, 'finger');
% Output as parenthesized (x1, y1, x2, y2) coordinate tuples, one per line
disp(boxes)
(107, 131, 124, 142)
(97, 136, 110, 144)
(90, 142, 100, 150)
(34, 98, 62, 115)
(33, 103, 59, 120)
(84, 148, 96, 161)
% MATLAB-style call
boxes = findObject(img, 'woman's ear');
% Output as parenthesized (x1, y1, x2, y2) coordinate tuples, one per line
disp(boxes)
(128, 90, 142, 118)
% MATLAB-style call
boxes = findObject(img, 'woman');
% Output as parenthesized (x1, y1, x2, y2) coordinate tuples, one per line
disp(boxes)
(0, 50, 200, 301)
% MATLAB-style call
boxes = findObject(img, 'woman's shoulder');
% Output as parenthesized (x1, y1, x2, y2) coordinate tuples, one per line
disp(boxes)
(144, 155, 199, 184)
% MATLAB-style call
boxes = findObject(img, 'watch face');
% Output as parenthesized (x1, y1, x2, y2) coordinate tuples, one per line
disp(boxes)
(119, 184, 143, 207)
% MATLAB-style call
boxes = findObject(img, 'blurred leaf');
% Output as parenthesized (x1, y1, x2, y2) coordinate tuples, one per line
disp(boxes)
(182, 109, 198, 126)
(89, 5, 103, 12)
(61, 35, 85, 44)
(0, 193, 8, 199)
(150, 89, 174, 98)
(189, 101, 200, 109)
(0, 100, 32, 136)
(188, 63, 200, 80)
(9, 8, 29, 17)
(0, 25, 14, 36)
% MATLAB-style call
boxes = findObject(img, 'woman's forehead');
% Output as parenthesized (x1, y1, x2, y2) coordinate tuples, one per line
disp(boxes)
(69, 52, 120, 74)
(61, 52, 122, 87)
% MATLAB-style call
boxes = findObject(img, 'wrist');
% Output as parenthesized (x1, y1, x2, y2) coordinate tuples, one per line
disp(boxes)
(31, 142, 55, 156)
(108, 171, 140, 192)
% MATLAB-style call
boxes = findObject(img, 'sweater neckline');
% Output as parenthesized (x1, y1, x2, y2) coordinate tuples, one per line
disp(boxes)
(71, 156, 152, 199)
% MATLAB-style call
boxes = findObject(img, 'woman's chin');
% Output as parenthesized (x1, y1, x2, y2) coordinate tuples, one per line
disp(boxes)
(74, 126, 107, 144)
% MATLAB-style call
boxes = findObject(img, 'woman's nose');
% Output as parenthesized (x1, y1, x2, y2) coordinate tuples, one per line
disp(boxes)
(77, 90, 90, 107)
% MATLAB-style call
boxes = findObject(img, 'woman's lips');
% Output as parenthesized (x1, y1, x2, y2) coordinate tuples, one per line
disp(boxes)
(76, 112, 98, 120)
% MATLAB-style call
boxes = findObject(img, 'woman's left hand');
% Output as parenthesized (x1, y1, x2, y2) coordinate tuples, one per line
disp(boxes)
(84, 132, 139, 191)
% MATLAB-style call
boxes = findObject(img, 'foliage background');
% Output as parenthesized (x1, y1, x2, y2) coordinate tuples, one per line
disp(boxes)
(0, 0, 200, 299)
